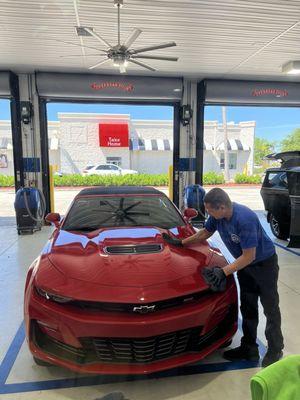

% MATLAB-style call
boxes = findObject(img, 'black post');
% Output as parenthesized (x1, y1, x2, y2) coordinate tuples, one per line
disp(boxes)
(9, 72, 24, 190)
(173, 102, 181, 207)
(39, 98, 51, 214)
(196, 81, 205, 186)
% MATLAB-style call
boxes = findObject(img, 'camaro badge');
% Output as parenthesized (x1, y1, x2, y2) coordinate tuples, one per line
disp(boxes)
(133, 305, 156, 314)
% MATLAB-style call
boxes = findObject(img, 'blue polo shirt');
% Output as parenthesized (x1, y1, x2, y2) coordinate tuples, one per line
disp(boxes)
(205, 203, 275, 263)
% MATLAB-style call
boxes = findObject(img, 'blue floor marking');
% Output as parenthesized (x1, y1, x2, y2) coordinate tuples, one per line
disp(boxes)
(274, 242, 300, 256)
(0, 321, 25, 386)
(0, 360, 260, 395)
(0, 320, 265, 395)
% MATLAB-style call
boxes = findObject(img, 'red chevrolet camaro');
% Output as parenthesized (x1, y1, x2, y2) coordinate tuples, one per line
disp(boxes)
(24, 186, 238, 375)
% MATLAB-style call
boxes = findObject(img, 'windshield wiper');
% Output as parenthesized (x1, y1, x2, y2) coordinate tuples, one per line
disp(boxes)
(64, 226, 100, 232)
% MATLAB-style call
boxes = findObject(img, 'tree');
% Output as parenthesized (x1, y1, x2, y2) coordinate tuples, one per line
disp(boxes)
(254, 137, 275, 165)
(281, 128, 300, 152)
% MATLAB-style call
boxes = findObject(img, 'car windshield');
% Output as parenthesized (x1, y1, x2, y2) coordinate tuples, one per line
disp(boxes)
(63, 195, 185, 231)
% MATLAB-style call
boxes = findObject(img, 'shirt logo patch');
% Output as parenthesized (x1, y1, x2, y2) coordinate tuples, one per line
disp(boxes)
(231, 234, 240, 243)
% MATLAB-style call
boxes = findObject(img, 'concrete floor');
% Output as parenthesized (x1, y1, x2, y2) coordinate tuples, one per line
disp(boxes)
(0, 186, 299, 400)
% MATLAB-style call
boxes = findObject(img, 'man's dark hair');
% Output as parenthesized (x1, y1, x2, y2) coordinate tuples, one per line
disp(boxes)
(204, 188, 232, 209)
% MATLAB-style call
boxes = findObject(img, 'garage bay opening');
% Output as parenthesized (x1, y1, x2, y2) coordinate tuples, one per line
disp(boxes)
(203, 104, 300, 240)
(46, 102, 174, 215)
(0, 99, 15, 228)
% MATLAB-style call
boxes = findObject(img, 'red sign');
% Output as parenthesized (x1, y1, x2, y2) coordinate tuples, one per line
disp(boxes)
(91, 82, 134, 92)
(252, 88, 288, 98)
(99, 123, 129, 147)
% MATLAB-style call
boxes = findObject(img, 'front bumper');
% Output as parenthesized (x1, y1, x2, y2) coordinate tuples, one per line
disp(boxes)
(25, 282, 238, 375)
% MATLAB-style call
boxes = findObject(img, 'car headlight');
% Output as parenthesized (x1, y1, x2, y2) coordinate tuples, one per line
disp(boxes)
(35, 286, 73, 304)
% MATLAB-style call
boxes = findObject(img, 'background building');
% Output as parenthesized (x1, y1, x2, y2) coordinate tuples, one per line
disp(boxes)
(0, 114, 254, 178)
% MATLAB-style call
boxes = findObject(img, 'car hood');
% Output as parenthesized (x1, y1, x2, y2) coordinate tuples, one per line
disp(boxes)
(39, 227, 214, 300)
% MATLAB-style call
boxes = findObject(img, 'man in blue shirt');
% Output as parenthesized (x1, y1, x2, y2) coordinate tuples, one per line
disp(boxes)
(163, 188, 284, 367)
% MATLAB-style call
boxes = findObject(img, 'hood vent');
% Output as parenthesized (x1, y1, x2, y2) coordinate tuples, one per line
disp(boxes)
(104, 244, 163, 255)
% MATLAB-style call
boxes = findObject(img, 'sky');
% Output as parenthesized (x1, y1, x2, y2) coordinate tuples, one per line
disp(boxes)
(0, 99, 299, 143)
(205, 106, 300, 143)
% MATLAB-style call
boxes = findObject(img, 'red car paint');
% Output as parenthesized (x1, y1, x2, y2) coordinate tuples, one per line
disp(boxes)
(24, 188, 238, 374)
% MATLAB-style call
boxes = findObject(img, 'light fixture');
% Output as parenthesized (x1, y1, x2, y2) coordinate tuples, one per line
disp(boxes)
(282, 61, 300, 75)
(113, 54, 128, 72)
(114, 0, 123, 7)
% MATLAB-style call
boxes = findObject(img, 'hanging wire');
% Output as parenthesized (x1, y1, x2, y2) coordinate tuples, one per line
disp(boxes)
(28, 74, 38, 185)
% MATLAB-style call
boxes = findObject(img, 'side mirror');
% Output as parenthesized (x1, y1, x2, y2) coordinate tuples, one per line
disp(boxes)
(45, 213, 61, 228)
(183, 208, 198, 222)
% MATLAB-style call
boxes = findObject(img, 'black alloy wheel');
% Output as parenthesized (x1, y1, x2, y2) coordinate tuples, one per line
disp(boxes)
(270, 214, 289, 240)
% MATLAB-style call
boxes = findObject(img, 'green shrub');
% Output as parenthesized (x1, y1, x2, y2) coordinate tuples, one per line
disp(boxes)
(0, 175, 14, 187)
(203, 172, 225, 185)
(253, 166, 265, 174)
(234, 174, 262, 184)
(54, 174, 169, 187)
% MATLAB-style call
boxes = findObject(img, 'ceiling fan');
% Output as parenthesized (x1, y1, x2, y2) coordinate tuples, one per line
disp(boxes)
(62, 0, 178, 73)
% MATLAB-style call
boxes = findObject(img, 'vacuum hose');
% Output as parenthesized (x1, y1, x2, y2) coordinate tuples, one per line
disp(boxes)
(23, 187, 46, 223)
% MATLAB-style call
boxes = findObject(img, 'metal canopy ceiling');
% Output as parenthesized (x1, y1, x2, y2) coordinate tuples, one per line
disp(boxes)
(0, 0, 300, 81)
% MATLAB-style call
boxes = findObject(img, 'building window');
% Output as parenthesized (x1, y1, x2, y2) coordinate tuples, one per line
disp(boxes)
(220, 153, 224, 169)
(106, 157, 122, 166)
(220, 153, 237, 170)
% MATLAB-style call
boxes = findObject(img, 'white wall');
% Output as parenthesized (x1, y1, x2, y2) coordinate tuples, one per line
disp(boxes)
(204, 120, 255, 175)
(132, 120, 173, 140)
(203, 150, 251, 179)
(58, 114, 131, 173)
(0, 121, 13, 175)
(131, 151, 172, 174)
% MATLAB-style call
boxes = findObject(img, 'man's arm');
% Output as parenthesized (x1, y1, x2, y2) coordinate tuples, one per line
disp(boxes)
(162, 227, 214, 247)
(182, 228, 214, 245)
(202, 247, 256, 292)
(222, 247, 256, 276)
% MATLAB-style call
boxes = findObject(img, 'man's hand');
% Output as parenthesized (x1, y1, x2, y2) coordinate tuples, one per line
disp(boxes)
(162, 233, 183, 247)
(202, 267, 227, 292)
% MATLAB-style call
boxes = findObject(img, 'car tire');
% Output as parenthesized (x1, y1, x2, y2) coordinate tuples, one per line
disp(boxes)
(33, 356, 53, 367)
(269, 214, 289, 240)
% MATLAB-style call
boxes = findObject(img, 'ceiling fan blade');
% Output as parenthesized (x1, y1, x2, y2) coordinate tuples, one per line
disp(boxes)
(88, 58, 110, 70)
(123, 28, 142, 48)
(84, 27, 112, 48)
(45, 38, 107, 53)
(130, 41, 176, 55)
(128, 59, 156, 72)
(59, 54, 104, 58)
(131, 55, 178, 61)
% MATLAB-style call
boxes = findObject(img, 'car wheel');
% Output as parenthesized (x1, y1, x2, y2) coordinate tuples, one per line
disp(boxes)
(33, 356, 53, 367)
(270, 214, 289, 240)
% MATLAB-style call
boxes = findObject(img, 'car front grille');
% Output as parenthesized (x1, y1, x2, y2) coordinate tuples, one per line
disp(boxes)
(71, 290, 211, 314)
(104, 244, 163, 254)
(88, 327, 201, 364)
(32, 305, 236, 366)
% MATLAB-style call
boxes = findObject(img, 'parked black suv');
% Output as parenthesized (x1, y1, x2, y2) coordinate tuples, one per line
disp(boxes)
(261, 151, 300, 247)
